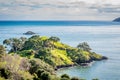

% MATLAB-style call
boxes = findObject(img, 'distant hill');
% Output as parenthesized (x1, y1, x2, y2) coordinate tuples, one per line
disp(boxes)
(113, 17, 120, 22)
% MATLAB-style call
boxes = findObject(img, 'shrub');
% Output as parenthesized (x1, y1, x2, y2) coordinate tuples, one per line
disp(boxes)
(0, 68, 11, 79)
(61, 77, 70, 80)
(0, 45, 6, 54)
(61, 74, 70, 79)
(0, 77, 5, 80)
(71, 77, 80, 80)
(92, 78, 99, 80)
(41, 72, 51, 80)
(36, 69, 45, 78)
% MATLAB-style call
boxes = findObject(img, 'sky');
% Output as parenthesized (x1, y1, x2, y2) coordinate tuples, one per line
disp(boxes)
(0, 0, 120, 21)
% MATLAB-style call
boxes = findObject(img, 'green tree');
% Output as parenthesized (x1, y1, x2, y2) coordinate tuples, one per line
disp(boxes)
(29, 35, 40, 39)
(23, 36, 44, 53)
(20, 37, 27, 41)
(29, 59, 40, 74)
(36, 69, 44, 78)
(48, 36, 60, 49)
(41, 72, 51, 80)
(0, 68, 11, 79)
(49, 36, 60, 42)
(71, 77, 80, 80)
(3, 39, 10, 45)
(61, 74, 70, 79)
(77, 42, 91, 52)
(3, 37, 27, 52)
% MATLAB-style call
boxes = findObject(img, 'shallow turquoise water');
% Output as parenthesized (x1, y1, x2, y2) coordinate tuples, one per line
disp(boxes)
(0, 25, 120, 80)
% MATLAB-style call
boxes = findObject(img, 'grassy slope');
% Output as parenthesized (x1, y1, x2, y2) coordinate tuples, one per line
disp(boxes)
(51, 49, 73, 66)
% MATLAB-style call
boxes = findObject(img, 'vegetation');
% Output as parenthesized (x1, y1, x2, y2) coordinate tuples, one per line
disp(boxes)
(0, 51, 56, 80)
(61, 74, 70, 80)
(0, 45, 6, 54)
(3, 37, 27, 52)
(71, 77, 80, 80)
(0, 35, 107, 80)
(3, 35, 107, 67)
(77, 42, 91, 52)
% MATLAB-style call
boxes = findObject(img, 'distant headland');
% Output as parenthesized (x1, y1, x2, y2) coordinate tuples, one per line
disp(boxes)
(113, 17, 120, 22)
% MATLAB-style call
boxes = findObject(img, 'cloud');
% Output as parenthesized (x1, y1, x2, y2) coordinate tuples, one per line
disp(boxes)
(90, 4, 120, 13)
(0, 0, 120, 20)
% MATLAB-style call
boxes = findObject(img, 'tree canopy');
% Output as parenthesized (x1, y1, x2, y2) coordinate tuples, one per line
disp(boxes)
(49, 36, 60, 42)
(3, 37, 27, 52)
(77, 42, 91, 52)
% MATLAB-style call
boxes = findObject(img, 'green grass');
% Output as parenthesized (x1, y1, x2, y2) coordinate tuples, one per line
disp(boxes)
(50, 49, 73, 66)
(40, 36, 48, 41)
(81, 51, 91, 61)
(54, 42, 73, 50)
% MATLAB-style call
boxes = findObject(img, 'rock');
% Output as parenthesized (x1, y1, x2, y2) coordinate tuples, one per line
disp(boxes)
(23, 31, 36, 35)
(55, 64, 75, 70)
(113, 17, 120, 22)
(102, 56, 108, 60)
(80, 63, 89, 66)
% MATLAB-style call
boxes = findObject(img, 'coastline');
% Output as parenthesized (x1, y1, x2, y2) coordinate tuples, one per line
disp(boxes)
(55, 56, 108, 70)
(0, 23, 119, 80)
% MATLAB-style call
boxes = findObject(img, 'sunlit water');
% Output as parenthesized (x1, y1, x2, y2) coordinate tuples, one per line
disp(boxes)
(0, 25, 120, 80)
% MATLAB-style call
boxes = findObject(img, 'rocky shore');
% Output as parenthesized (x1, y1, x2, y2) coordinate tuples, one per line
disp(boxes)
(55, 56, 108, 70)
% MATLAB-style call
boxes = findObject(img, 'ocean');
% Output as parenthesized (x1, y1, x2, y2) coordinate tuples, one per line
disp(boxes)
(0, 21, 120, 80)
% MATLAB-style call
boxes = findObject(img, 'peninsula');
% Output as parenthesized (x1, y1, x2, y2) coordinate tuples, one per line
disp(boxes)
(0, 35, 107, 80)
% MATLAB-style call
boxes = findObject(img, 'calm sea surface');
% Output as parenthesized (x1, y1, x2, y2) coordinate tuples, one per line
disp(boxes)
(0, 21, 120, 80)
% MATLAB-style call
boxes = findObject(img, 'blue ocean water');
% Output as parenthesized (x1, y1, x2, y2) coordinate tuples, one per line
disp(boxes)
(0, 21, 120, 26)
(0, 21, 120, 80)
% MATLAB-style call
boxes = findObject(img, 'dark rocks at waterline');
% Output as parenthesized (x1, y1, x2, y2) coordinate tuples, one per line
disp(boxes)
(55, 56, 108, 70)
(75, 56, 108, 66)
(79, 63, 91, 66)
(102, 56, 108, 60)
(55, 64, 76, 70)
(23, 31, 36, 35)
(93, 56, 108, 61)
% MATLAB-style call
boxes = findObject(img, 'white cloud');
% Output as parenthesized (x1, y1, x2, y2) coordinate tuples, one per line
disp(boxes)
(0, 0, 120, 20)
(68, 0, 120, 5)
